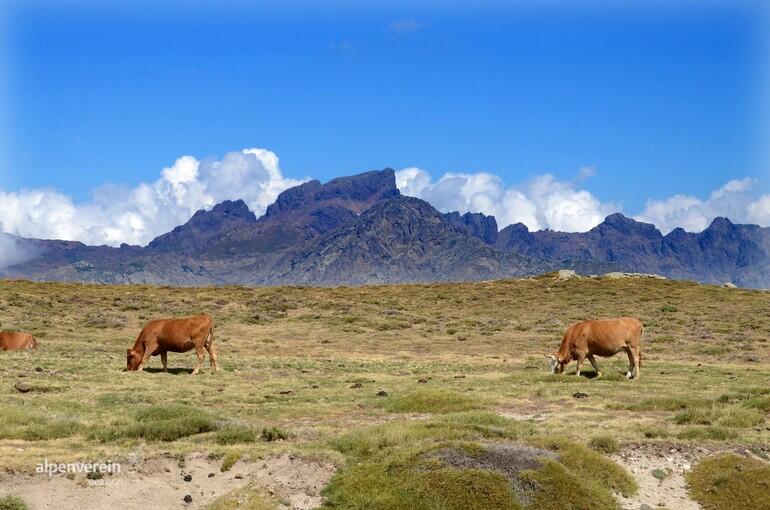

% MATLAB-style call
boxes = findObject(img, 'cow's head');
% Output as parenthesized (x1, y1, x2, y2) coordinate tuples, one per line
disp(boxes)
(545, 353, 567, 374)
(126, 349, 142, 371)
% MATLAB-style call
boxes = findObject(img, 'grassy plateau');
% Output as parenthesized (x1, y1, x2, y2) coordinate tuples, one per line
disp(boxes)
(0, 274, 768, 509)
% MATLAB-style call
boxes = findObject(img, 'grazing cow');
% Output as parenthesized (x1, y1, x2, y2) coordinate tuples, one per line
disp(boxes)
(546, 317, 643, 380)
(126, 314, 218, 375)
(0, 332, 38, 351)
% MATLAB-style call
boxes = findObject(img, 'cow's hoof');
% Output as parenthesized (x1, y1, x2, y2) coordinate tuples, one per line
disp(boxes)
(596, 372, 603, 377)
(625, 372, 632, 379)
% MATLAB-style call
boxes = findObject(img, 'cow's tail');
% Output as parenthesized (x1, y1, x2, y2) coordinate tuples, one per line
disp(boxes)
(205, 322, 214, 349)
(638, 324, 644, 367)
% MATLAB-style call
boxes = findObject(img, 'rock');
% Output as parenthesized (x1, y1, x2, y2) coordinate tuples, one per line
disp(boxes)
(417, 378, 429, 384)
(35, 367, 43, 372)
(13, 382, 32, 393)
(183, 495, 193, 504)
(572, 391, 589, 399)
(234, 474, 243, 479)
(723, 282, 737, 288)
(350, 382, 363, 389)
(183, 474, 192, 482)
(640, 504, 654, 510)
(603, 272, 666, 280)
(278, 389, 293, 395)
(376, 389, 389, 397)
(208, 472, 215, 478)
(557, 269, 578, 280)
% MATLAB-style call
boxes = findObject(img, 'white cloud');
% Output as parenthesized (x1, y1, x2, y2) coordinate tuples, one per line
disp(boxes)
(395, 167, 618, 232)
(636, 178, 770, 233)
(0, 148, 306, 247)
(0, 234, 36, 269)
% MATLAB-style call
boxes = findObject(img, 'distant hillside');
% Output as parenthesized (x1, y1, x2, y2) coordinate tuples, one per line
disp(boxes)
(2, 168, 769, 287)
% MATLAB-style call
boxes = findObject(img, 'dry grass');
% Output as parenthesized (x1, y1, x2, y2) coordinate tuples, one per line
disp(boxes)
(0, 276, 768, 507)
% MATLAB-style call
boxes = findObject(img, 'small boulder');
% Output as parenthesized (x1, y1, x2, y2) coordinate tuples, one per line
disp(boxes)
(183, 474, 192, 482)
(557, 269, 578, 280)
(572, 391, 589, 399)
(723, 282, 737, 288)
(183, 495, 193, 504)
(376, 389, 389, 397)
(14, 382, 32, 393)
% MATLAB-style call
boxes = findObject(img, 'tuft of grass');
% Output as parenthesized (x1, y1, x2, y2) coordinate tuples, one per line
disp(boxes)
(588, 435, 619, 454)
(686, 454, 770, 510)
(0, 496, 28, 510)
(528, 437, 637, 497)
(205, 485, 279, 510)
(220, 451, 242, 473)
(260, 427, 288, 442)
(381, 390, 482, 414)
(91, 404, 217, 442)
(676, 426, 737, 441)
(517, 459, 619, 510)
(214, 424, 258, 445)
(0, 408, 79, 441)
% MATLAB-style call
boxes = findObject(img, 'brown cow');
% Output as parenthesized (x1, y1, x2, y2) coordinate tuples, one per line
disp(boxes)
(546, 317, 643, 380)
(126, 315, 218, 375)
(0, 332, 38, 351)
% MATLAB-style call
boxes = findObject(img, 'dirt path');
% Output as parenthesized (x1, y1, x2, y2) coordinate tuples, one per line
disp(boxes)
(0, 452, 335, 510)
(612, 443, 710, 510)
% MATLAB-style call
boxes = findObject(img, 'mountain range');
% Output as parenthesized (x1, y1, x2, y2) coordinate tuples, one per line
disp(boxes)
(2, 169, 769, 288)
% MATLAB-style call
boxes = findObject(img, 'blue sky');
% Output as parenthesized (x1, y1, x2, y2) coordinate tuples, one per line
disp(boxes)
(1, 0, 769, 244)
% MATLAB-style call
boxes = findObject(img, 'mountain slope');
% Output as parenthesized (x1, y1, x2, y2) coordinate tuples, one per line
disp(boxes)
(2, 169, 769, 288)
(273, 196, 535, 285)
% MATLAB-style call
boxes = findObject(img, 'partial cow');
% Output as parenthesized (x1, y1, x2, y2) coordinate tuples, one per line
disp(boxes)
(546, 317, 643, 380)
(126, 314, 218, 375)
(0, 332, 38, 351)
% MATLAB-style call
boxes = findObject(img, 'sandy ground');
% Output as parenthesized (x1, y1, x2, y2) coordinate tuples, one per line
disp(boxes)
(0, 452, 335, 510)
(612, 443, 710, 510)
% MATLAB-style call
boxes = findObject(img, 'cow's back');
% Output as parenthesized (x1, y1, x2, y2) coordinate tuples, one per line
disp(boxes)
(583, 317, 643, 353)
(144, 315, 212, 352)
(0, 332, 36, 351)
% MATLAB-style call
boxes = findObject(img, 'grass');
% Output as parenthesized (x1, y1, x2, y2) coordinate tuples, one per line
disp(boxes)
(686, 454, 770, 510)
(323, 415, 635, 509)
(381, 389, 482, 414)
(0, 496, 28, 510)
(91, 404, 218, 442)
(206, 485, 279, 510)
(0, 276, 768, 507)
(588, 435, 619, 454)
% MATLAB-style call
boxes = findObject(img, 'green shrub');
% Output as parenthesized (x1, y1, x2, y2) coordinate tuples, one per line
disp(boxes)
(0, 496, 28, 510)
(588, 436, 619, 454)
(261, 427, 288, 442)
(220, 451, 242, 473)
(92, 404, 217, 442)
(686, 454, 770, 510)
(214, 424, 258, 445)
(382, 390, 481, 414)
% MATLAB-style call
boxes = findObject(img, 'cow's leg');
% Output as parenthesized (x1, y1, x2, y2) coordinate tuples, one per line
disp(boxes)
(191, 345, 205, 375)
(204, 329, 219, 373)
(137, 350, 153, 372)
(587, 354, 602, 377)
(206, 343, 219, 373)
(633, 346, 641, 380)
(575, 353, 585, 377)
(624, 346, 635, 379)
(160, 351, 168, 372)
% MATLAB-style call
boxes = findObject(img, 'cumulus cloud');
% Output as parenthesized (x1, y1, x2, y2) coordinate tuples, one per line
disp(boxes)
(395, 167, 619, 232)
(0, 148, 306, 247)
(636, 178, 770, 233)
